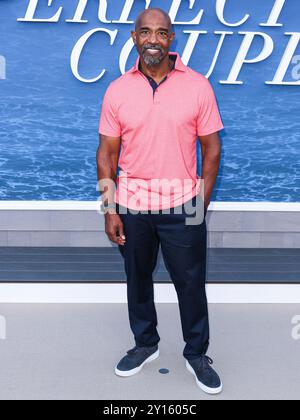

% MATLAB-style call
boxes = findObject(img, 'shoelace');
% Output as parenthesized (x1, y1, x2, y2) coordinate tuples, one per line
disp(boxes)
(127, 346, 140, 356)
(199, 355, 214, 371)
(127, 345, 156, 356)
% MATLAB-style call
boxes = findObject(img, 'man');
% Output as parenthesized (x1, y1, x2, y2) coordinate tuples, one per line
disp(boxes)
(97, 8, 223, 395)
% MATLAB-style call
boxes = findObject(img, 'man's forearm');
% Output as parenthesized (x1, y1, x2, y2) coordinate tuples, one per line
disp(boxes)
(201, 152, 221, 209)
(97, 149, 118, 206)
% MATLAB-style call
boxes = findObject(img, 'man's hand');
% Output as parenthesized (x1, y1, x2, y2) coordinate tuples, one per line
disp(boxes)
(104, 213, 126, 246)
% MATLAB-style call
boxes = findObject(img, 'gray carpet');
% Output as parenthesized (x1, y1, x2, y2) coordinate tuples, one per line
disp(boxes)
(0, 303, 299, 400)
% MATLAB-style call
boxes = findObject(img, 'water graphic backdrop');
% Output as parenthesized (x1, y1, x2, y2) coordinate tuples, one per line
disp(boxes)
(0, 0, 299, 201)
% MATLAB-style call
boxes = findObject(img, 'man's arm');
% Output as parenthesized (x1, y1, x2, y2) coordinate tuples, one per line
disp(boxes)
(198, 132, 221, 211)
(96, 134, 126, 246)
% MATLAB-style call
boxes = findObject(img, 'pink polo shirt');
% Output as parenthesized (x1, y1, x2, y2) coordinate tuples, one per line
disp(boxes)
(99, 52, 223, 211)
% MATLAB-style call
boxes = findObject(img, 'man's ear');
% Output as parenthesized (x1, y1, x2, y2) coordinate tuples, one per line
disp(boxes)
(131, 31, 136, 44)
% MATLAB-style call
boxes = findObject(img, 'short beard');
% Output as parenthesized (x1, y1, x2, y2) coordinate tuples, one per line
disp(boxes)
(138, 44, 164, 67)
(142, 51, 164, 67)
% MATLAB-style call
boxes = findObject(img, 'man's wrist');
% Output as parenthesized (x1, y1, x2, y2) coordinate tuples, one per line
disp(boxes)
(104, 208, 117, 215)
(101, 202, 117, 214)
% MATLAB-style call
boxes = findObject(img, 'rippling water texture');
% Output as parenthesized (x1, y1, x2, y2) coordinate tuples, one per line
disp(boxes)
(0, 0, 299, 201)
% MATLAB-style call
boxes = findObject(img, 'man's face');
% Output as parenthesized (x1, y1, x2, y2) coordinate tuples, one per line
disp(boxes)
(132, 13, 175, 67)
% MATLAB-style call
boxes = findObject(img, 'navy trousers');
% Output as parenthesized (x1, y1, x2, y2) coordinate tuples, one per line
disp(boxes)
(116, 195, 209, 361)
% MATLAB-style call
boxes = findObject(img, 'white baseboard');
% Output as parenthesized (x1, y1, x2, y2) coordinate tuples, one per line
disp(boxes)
(0, 200, 299, 211)
(0, 283, 299, 304)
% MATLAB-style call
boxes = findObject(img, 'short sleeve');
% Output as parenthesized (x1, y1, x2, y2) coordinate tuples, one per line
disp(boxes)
(98, 84, 121, 137)
(197, 78, 224, 137)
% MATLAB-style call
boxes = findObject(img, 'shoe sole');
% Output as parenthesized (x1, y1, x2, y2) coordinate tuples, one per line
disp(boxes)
(115, 349, 160, 377)
(186, 360, 223, 395)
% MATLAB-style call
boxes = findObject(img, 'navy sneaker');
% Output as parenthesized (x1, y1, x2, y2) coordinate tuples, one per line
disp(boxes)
(186, 355, 223, 395)
(115, 345, 159, 377)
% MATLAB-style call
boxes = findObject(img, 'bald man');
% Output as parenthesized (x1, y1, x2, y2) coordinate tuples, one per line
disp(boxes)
(97, 8, 223, 395)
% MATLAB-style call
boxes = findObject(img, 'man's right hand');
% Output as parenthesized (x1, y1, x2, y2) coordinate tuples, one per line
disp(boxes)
(104, 213, 126, 246)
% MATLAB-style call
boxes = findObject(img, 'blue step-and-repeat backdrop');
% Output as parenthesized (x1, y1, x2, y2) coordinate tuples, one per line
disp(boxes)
(0, 0, 299, 201)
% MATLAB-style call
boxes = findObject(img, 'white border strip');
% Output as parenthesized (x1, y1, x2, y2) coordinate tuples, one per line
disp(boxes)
(0, 284, 299, 304)
(0, 201, 299, 212)
(0, 201, 102, 211)
(209, 202, 300, 212)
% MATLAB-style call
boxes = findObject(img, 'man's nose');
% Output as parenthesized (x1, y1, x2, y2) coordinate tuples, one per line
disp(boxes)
(149, 32, 158, 44)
